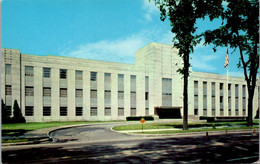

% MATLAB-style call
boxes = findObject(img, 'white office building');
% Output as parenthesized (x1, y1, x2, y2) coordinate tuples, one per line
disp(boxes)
(1, 42, 259, 122)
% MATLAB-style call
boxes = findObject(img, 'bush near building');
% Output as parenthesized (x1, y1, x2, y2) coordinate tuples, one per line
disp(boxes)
(126, 116, 154, 121)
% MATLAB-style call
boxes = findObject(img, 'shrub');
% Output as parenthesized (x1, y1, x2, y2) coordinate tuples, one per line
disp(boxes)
(126, 116, 154, 121)
(12, 100, 26, 123)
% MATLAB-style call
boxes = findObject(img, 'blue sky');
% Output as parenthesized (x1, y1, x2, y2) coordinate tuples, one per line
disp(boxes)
(2, 0, 244, 77)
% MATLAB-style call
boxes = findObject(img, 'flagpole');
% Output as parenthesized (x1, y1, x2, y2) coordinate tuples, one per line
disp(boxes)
(226, 65, 229, 116)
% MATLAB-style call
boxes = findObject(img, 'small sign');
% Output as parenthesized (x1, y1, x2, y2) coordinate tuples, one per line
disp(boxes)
(140, 118, 146, 124)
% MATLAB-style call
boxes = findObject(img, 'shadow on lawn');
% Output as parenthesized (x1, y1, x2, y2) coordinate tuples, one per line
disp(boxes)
(2, 129, 31, 137)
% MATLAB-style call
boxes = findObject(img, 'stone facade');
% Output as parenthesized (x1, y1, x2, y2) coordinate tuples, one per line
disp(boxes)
(1, 42, 259, 122)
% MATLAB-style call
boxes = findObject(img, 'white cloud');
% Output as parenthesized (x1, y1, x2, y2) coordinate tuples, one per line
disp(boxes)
(60, 28, 173, 64)
(142, 0, 159, 22)
(191, 52, 220, 71)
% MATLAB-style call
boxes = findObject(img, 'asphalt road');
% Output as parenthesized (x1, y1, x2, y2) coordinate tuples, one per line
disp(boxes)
(2, 123, 259, 163)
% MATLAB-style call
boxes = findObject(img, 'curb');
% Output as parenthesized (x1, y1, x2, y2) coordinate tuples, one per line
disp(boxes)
(111, 128, 259, 137)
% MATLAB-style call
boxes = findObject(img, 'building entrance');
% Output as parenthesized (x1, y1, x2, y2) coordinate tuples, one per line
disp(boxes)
(154, 106, 182, 119)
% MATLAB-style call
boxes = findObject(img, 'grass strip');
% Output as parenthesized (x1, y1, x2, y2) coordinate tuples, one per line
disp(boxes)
(132, 126, 259, 134)
(2, 121, 122, 131)
(113, 120, 259, 131)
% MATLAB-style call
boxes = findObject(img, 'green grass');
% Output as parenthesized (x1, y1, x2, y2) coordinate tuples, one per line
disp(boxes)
(2, 137, 48, 143)
(134, 126, 258, 134)
(2, 121, 122, 131)
(112, 120, 259, 131)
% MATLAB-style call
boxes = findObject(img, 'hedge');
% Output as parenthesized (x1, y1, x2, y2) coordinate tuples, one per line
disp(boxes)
(126, 116, 154, 121)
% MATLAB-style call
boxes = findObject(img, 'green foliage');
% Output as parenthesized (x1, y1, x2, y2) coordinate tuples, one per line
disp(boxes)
(12, 100, 26, 123)
(152, 0, 223, 130)
(2, 99, 12, 123)
(203, 0, 259, 127)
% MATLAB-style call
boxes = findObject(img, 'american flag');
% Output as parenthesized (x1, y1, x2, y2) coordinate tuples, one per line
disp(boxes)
(224, 48, 229, 68)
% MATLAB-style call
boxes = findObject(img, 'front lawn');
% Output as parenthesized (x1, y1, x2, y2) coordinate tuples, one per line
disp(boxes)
(2, 121, 122, 131)
(112, 120, 259, 132)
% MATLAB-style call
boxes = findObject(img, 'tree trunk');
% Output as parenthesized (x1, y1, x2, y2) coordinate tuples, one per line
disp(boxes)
(183, 51, 189, 130)
(247, 89, 253, 126)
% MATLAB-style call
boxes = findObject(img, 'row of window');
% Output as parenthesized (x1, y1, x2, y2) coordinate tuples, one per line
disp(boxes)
(23, 106, 146, 117)
(17, 87, 139, 99)
(194, 81, 247, 116)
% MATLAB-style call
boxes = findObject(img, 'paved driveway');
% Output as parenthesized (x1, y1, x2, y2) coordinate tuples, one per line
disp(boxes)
(49, 122, 141, 143)
(2, 122, 259, 163)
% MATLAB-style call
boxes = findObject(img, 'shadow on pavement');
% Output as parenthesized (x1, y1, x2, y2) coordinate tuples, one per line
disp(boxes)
(2, 133, 259, 163)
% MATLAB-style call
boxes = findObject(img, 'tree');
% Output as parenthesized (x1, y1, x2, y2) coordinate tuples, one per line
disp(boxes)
(204, 0, 259, 126)
(12, 100, 26, 123)
(152, 0, 223, 130)
(2, 99, 9, 123)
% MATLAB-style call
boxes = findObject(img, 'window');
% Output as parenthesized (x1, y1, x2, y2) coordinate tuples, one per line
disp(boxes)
(235, 84, 239, 98)
(6, 106, 12, 117)
(43, 87, 51, 97)
(105, 107, 111, 116)
(145, 92, 149, 100)
(60, 107, 67, 116)
(90, 107, 97, 116)
(220, 96, 223, 103)
(145, 108, 149, 116)
(194, 109, 198, 115)
(5, 85, 12, 95)
(118, 108, 124, 116)
(220, 83, 223, 90)
(211, 82, 215, 96)
(91, 72, 97, 81)
(242, 85, 246, 98)
(75, 89, 83, 97)
(104, 90, 111, 99)
(25, 106, 34, 116)
(203, 82, 207, 95)
(76, 107, 83, 116)
(228, 84, 231, 90)
(43, 107, 51, 116)
(5, 64, 11, 75)
(203, 109, 207, 116)
(118, 74, 124, 91)
(25, 66, 34, 76)
(130, 108, 136, 116)
(76, 70, 83, 80)
(118, 91, 124, 99)
(131, 91, 136, 99)
(60, 88, 67, 97)
(60, 69, 67, 79)
(104, 73, 111, 82)
(90, 90, 97, 98)
(25, 86, 34, 96)
(194, 81, 198, 96)
(43, 68, 51, 78)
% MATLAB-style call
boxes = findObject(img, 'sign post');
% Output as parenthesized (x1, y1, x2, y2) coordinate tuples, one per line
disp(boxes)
(140, 118, 146, 133)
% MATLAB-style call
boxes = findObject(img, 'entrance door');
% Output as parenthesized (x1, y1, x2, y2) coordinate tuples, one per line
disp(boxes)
(155, 107, 182, 119)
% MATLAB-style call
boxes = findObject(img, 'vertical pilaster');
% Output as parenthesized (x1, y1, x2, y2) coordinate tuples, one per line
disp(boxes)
(136, 74, 145, 116)
(51, 68, 59, 121)
(215, 82, 220, 116)
(207, 81, 212, 116)
(83, 70, 90, 120)
(68, 69, 75, 120)
(34, 67, 43, 121)
(188, 79, 194, 116)
(198, 80, 203, 116)
(124, 74, 131, 117)
(231, 84, 235, 116)
(111, 73, 118, 120)
(97, 72, 104, 120)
